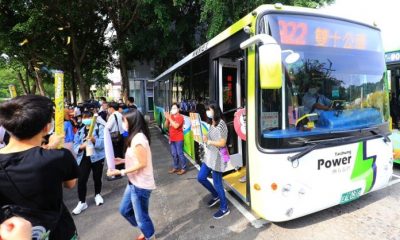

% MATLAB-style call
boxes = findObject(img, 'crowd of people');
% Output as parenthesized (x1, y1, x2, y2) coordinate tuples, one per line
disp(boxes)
(0, 94, 231, 240)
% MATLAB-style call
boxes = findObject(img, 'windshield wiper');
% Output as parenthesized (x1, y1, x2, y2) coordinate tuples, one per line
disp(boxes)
(370, 129, 391, 143)
(287, 136, 354, 163)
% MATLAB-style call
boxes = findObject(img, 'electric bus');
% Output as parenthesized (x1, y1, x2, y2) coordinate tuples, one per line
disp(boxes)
(386, 49, 400, 164)
(153, 4, 393, 221)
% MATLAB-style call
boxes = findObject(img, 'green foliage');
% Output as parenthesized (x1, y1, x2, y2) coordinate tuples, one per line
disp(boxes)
(200, 0, 335, 39)
(0, 0, 111, 100)
(0, 68, 19, 98)
(0, 0, 335, 100)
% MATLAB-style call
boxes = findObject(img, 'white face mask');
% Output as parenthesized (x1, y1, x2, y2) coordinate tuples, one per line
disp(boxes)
(206, 110, 213, 119)
(170, 108, 178, 115)
(47, 119, 55, 135)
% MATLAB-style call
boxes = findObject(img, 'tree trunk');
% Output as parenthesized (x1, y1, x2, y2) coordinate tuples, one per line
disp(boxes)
(17, 71, 28, 94)
(119, 51, 129, 103)
(25, 67, 31, 94)
(75, 64, 90, 101)
(33, 70, 46, 96)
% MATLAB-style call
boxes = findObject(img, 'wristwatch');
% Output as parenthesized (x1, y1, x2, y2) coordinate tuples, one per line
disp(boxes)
(120, 169, 126, 176)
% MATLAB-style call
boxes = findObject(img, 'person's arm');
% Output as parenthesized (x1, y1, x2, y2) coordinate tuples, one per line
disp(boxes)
(73, 130, 83, 154)
(63, 179, 77, 189)
(0, 217, 32, 240)
(93, 125, 104, 150)
(207, 138, 227, 148)
(107, 144, 147, 176)
(164, 112, 170, 127)
(60, 149, 79, 189)
(206, 123, 228, 148)
(169, 115, 182, 129)
(42, 133, 64, 149)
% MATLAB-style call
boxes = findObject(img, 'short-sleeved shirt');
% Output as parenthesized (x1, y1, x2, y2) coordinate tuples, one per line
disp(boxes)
(204, 120, 228, 172)
(168, 113, 184, 142)
(0, 147, 79, 240)
(302, 93, 332, 114)
(125, 133, 156, 190)
(106, 111, 124, 134)
(64, 120, 74, 143)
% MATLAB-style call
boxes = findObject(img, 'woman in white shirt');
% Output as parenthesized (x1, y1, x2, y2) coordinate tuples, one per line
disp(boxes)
(107, 109, 156, 240)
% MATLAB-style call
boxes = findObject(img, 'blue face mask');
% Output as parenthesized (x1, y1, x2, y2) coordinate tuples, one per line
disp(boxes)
(82, 119, 92, 126)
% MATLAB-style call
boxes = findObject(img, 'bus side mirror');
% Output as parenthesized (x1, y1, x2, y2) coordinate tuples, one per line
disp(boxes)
(240, 34, 283, 89)
(259, 44, 282, 89)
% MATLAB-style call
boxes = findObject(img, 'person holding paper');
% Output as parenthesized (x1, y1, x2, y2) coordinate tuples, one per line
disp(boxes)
(72, 111, 105, 215)
(197, 102, 230, 220)
(165, 103, 187, 175)
(107, 109, 156, 240)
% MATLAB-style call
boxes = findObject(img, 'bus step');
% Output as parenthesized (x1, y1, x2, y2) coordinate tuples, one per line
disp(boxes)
(389, 174, 400, 186)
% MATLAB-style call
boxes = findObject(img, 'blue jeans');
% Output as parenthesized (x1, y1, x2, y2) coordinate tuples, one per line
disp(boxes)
(170, 140, 186, 170)
(197, 163, 228, 211)
(119, 184, 155, 239)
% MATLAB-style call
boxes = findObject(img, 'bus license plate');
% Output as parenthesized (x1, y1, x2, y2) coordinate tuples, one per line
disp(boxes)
(340, 188, 362, 204)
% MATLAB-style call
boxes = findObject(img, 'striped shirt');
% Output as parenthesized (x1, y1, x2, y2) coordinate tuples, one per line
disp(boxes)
(204, 120, 228, 172)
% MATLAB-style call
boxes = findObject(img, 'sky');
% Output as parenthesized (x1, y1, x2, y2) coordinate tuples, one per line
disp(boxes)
(322, 0, 400, 51)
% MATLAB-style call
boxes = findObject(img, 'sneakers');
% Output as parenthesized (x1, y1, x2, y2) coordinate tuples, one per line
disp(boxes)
(207, 197, 220, 207)
(94, 194, 104, 206)
(72, 201, 88, 215)
(213, 209, 230, 219)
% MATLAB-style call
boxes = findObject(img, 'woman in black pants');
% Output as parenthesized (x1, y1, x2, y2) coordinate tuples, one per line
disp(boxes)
(72, 111, 106, 215)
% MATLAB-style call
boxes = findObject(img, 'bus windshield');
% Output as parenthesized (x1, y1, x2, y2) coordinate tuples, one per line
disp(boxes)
(258, 14, 388, 149)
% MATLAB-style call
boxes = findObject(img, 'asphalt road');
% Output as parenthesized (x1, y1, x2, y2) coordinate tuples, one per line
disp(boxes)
(63, 125, 400, 240)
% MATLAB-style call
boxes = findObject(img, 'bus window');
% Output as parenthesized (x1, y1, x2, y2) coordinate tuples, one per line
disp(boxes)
(258, 14, 388, 149)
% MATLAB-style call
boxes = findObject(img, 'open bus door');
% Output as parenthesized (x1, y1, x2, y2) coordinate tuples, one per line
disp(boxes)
(218, 58, 247, 202)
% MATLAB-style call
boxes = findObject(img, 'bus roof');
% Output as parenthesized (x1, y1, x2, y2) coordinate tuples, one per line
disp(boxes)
(152, 4, 379, 82)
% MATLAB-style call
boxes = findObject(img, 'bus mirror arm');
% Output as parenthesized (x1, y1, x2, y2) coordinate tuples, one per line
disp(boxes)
(240, 34, 278, 50)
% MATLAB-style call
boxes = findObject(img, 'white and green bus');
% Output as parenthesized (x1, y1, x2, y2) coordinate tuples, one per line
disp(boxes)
(153, 4, 393, 221)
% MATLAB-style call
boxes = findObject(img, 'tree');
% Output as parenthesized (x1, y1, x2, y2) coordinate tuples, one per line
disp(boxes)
(100, 0, 142, 102)
(200, 0, 335, 39)
(0, 0, 111, 101)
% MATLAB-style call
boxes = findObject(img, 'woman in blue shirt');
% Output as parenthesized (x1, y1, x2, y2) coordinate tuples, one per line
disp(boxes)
(72, 111, 106, 215)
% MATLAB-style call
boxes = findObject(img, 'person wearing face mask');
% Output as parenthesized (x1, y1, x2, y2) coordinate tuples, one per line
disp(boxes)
(0, 95, 79, 240)
(106, 102, 125, 180)
(72, 111, 106, 215)
(164, 103, 186, 175)
(302, 82, 332, 114)
(197, 102, 230, 219)
(107, 109, 156, 240)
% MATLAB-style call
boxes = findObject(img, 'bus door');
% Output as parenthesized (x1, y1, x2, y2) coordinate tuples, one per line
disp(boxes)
(218, 58, 243, 172)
